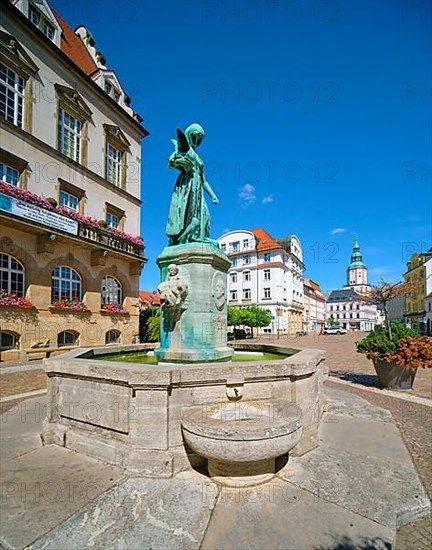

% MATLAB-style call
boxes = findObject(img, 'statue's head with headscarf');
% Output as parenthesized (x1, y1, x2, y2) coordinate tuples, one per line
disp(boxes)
(185, 123, 205, 149)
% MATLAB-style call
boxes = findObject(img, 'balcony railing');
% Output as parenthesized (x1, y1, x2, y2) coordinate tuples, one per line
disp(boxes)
(79, 225, 144, 257)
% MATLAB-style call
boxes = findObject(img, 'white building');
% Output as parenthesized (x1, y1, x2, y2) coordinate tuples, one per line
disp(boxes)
(387, 291, 405, 325)
(217, 229, 304, 335)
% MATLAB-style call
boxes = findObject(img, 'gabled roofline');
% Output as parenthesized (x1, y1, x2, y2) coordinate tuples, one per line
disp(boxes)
(4, 0, 149, 138)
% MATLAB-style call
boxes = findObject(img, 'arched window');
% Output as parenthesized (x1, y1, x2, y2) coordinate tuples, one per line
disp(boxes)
(57, 330, 79, 347)
(101, 276, 122, 306)
(105, 330, 120, 344)
(0, 331, 20, 350)
(0, 253, 25, 295)
(52, 267, 81, 302)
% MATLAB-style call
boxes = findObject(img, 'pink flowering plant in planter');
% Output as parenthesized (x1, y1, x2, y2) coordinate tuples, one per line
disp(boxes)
(0, 290, 33, 309)
(0, 182, 53, 210)
(106, 227, 144, 247)
(50, 299, 89, 311)
(102, 303, 129, 314)
(55, 207, 101, 229)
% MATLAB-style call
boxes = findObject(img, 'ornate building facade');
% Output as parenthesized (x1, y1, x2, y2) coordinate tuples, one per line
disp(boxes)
(0, 0, 148, 357)
(326, 239, 377, 331)
(217, 229, 304, 335)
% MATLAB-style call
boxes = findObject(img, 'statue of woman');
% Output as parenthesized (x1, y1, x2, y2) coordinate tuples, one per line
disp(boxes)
(165, 123, 219, 246)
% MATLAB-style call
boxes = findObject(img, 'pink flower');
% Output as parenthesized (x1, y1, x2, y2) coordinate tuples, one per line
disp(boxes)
(0, 291, 33, 308)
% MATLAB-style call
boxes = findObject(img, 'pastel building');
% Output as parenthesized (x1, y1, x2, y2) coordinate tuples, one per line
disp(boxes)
(326, 239, 378, 331)
(0, 0, 148, 356)
(404, 248, 432, 334)
(217, 229, 304, 335)
(303, 279, 326, 333)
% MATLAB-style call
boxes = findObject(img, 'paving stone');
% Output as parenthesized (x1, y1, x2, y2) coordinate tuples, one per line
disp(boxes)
(325, 386, 393, 423)
(285, 444, 429, 528)
(202, 478, 394, 550)
(0, 445, 125, 549)
(396, 516, 432, 550)
(32, 472, 218, 550)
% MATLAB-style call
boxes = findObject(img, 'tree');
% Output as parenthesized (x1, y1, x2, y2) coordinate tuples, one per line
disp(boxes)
(146, 310, 161, 342)
(361, 279, 421, 339)
(327, 315, 339, 326)
(139, 306, 159, 342)
(243, 305, 272, 330)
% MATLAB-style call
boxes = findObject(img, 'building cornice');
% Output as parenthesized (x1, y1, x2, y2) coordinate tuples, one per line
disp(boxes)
(1, 118, 142, 206)
(2, 1, 149, 138)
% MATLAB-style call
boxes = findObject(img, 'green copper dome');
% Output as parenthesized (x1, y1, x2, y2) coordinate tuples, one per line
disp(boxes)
(348, 238, 367, 269)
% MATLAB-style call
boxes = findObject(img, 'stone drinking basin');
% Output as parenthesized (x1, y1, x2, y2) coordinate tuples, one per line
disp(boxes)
(181, 399, 302, 485)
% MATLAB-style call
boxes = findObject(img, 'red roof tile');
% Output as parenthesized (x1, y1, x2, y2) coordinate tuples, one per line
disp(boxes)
(251, 228, 282, 252)
(53, 10, 97, 76)
(139, 291, 161, 307)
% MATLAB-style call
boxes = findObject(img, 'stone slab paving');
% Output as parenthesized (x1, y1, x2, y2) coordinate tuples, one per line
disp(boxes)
(1, 385, 429, 549)
(0, 446, 125, 549)
(201, 480, 394, 550)
(0, 369, 47, 399)
(32, 473, 218, 550)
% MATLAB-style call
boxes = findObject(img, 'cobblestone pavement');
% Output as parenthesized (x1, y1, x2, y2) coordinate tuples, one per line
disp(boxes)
(256, 332, 432, 400)
(0, 369, 47, 399)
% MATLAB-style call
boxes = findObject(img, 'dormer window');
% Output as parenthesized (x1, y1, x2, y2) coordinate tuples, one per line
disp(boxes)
(28, 5, 41, 26)
(44, 22, 55, 40)
(113, 90, 120, 103)
(105, 82, 112, 95)
(27, 3, 56, 42)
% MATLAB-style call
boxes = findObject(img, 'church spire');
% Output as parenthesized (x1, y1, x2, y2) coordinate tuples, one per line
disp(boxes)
(349, 238, 366, 269)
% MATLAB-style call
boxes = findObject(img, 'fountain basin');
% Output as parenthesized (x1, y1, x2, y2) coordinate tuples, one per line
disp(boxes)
(182, 400, 302, 485)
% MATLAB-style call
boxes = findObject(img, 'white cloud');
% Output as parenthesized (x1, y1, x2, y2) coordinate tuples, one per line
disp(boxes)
(330, 228, 346, 235)
(238, 184, 256, 205)
(262, 195, 274, 204)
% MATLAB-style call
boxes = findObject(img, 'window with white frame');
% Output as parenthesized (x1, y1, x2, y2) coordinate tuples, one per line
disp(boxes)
(243, 239, 249, 249)
(51, 266, 82, 302)
(220, 243, 226, 252)
(230, 272, 237, 283)
(58, 109, 82, 162)
(0, 63, 25, 128)
(243, 288, 251, 300)
(231, 258, 237, 267)
(0, 253, 25, 296)
(244, 271, 251, 282)
(59, 190, 79, 212)
(44, 22, 55, 40)
(106, 212, 120, 229)
(230, 290, 237, 301)
(0, 163, 20, 186)
(243, 255, 251, 265)
(28, 5, 40, 26)
(232, 241, 239, 253)
(263, 252, 271, 262)
(263, 287, 271, 299)
(264, 269, 271, 281)
(101, 276, 122, 305)
(105, 143, 122, 186)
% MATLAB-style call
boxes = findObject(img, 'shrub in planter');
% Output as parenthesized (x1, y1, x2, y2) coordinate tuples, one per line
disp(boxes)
(98, 220, 108, 228)
(356, 324, 431, 389)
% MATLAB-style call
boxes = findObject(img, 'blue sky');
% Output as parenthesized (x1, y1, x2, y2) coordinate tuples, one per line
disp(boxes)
(51, 0, 432, 292)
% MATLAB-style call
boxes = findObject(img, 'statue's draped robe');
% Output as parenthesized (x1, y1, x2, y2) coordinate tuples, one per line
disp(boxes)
(166, 148, 210, 244)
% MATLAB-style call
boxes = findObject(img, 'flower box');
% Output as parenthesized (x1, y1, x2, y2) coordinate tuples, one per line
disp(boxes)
(50, 300, 90, 313)
(0, 292, 33, 309)
(101, 304, 129, 315)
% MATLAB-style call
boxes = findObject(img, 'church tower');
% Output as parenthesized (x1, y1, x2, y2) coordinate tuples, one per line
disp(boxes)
(346, 238, 368, 293)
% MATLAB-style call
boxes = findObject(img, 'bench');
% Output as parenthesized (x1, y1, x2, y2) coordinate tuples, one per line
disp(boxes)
(19, 346, 79, 362)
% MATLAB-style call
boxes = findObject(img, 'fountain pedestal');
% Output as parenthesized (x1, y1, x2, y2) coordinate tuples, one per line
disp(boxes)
(155, 243, 233, 363)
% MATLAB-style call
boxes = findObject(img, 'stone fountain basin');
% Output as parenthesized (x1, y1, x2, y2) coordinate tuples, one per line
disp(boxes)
(181, 400, 302, 463)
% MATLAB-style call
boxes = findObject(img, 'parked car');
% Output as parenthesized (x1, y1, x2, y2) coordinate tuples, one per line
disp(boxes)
(227, 328, 252, 340)
(323, 326, 347, 335)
